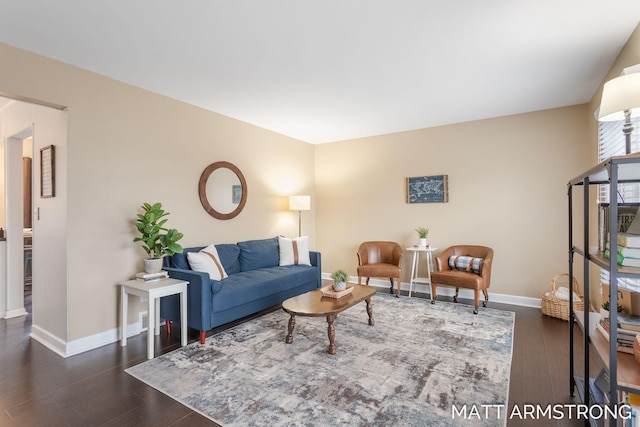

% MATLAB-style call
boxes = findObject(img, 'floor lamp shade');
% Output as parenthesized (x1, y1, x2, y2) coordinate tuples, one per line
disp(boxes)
(289, 195, 310, 237)
(598, 72, 640, 154)
(598, 73, 640, 122)
(289, 195, 310, 211)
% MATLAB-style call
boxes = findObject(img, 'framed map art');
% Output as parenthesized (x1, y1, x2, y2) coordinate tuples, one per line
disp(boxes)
(406, 174, 448, 203)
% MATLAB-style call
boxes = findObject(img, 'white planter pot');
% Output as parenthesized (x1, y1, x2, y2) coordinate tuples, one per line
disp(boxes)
(144, 258, 163, 274)
(333, 281, 347, 291)
(419, 238, 427, 247)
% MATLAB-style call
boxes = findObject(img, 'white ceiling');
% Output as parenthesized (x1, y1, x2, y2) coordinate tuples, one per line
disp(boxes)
(1, 1, 640, 144)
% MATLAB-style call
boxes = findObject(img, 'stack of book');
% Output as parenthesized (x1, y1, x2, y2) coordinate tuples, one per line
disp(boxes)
(619, 312, 640, 333)
(136, 271, 169, 282)
(596, 316, 636, 354)
(604, 233, 640, 268)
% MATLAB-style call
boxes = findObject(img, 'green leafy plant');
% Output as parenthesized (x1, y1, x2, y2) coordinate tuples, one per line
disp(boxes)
(601, 301, 624, 313)
(331, 269, 349, 283)
(415, 227, 429, 239)
(133, 202, 184, 259)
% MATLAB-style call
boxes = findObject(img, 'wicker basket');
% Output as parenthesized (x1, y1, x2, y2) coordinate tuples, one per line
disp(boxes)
(541, 273, 585, 321)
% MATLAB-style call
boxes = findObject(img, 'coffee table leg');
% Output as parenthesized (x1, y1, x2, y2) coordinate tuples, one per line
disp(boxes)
(285, 314, 296, 344)
(366, 298, 374, 326)
(326, 314, 336, 355)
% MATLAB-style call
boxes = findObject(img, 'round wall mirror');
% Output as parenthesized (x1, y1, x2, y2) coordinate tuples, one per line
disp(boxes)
(198, 161, 247, 220)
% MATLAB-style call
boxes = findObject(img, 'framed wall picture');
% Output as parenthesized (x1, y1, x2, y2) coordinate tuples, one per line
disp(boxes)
(40, 145, 55, 198)
(406, 174, 448, 203)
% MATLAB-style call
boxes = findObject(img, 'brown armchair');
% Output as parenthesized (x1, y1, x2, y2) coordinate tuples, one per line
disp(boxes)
(357, 241, 403, 297)
(430, 245, 494, 314)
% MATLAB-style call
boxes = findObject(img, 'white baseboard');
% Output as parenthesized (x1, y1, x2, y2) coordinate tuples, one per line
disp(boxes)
(66, 317, 149, 357)
(30, 317, 148, 358)
(35, 274, 541, 358)
(4, 307, 28, 318)
(30, 324, 68, 357)
(321, 273, 541, 309)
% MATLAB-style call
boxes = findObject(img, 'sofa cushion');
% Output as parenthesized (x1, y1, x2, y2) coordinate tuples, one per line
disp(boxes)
(187, 244, 228, 280)
(212, 265, 318, 309)
(215, 244, 241, 275)
(278, 236, 311, 266)
(170, 246, 204, 270)
(169, 244, 241, 274)
(238, 237, 279, 271)
(448, 255, 484, 274)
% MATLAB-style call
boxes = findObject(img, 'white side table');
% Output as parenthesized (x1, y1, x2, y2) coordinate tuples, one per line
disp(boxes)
(119, 277, 188, 359)
(406, 246, 437, 299)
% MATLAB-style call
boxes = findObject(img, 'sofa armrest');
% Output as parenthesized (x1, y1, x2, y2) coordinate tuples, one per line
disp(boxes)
(310, 251, 322, 288)
(161, 267, 214, 332)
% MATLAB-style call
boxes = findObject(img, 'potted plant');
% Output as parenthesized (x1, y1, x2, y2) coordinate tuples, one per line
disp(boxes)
(601, 300, 624, 320)
(133, 202, 184, 273)
(331, 269, 349, 291)
(415, 227, 429, 247)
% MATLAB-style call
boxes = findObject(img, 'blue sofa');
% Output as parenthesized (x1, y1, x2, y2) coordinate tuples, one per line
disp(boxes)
(160, 236, 322, 343)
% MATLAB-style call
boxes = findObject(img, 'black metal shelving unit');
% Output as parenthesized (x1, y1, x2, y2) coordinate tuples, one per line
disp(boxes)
(568, 152, 640, 427)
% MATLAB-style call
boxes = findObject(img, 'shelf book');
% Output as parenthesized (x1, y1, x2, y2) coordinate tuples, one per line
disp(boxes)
(605, 249, 640, 268)
(596, 317, 635, 354)
(608, 244, 640, 259)
(619, 312, 640, 333)
(605, 236, 640, 267)
(593, 368, 610, 404)
(136, 271, 169, 282)
(618, 233, 640, 249)
(624, 392, 640, 427)
(599, 203, 640, 251)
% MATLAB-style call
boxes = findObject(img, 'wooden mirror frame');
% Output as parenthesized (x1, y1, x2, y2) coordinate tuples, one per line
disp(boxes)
(198, 161, 247, 220)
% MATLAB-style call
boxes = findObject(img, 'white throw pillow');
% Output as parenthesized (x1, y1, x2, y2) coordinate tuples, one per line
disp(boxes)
(187, 244, 228, 280)
(278, 236, 311, 266)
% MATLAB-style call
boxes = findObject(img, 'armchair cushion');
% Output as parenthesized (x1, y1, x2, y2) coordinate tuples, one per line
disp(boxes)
(448, 255, 484, 274)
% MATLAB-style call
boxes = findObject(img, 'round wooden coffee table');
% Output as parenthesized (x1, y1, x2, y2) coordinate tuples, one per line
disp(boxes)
(281, 284, 376, 355)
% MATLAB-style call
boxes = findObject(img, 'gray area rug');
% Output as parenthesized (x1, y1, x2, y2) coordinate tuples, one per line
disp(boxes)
(126, 293, 514, 426)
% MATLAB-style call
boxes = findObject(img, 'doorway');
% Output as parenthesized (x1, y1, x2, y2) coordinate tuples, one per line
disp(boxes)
(4, 129, 33, 318)
(23, 137, 33, 307)
(0, 96, 68, 354)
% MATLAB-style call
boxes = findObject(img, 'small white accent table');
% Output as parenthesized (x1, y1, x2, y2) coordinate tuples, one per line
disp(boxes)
(119, 277, 188, 360)
(406, 246, 437, 299)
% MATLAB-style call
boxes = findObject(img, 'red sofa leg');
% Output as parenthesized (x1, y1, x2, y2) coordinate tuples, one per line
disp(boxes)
(165, 320, 171, 335)
(200, 331, 206, 344)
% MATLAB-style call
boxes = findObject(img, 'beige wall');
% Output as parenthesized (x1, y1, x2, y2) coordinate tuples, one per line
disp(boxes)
(315, 105, 590, 300)
(0, 42, 316, 349)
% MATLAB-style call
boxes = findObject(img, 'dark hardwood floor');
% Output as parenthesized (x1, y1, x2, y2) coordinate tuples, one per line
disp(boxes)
(0, 286, 596, 426)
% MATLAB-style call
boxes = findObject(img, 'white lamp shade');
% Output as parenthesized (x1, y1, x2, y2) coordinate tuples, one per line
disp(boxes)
(289, 195, 310, 211)
(598, 73, 640, 122)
